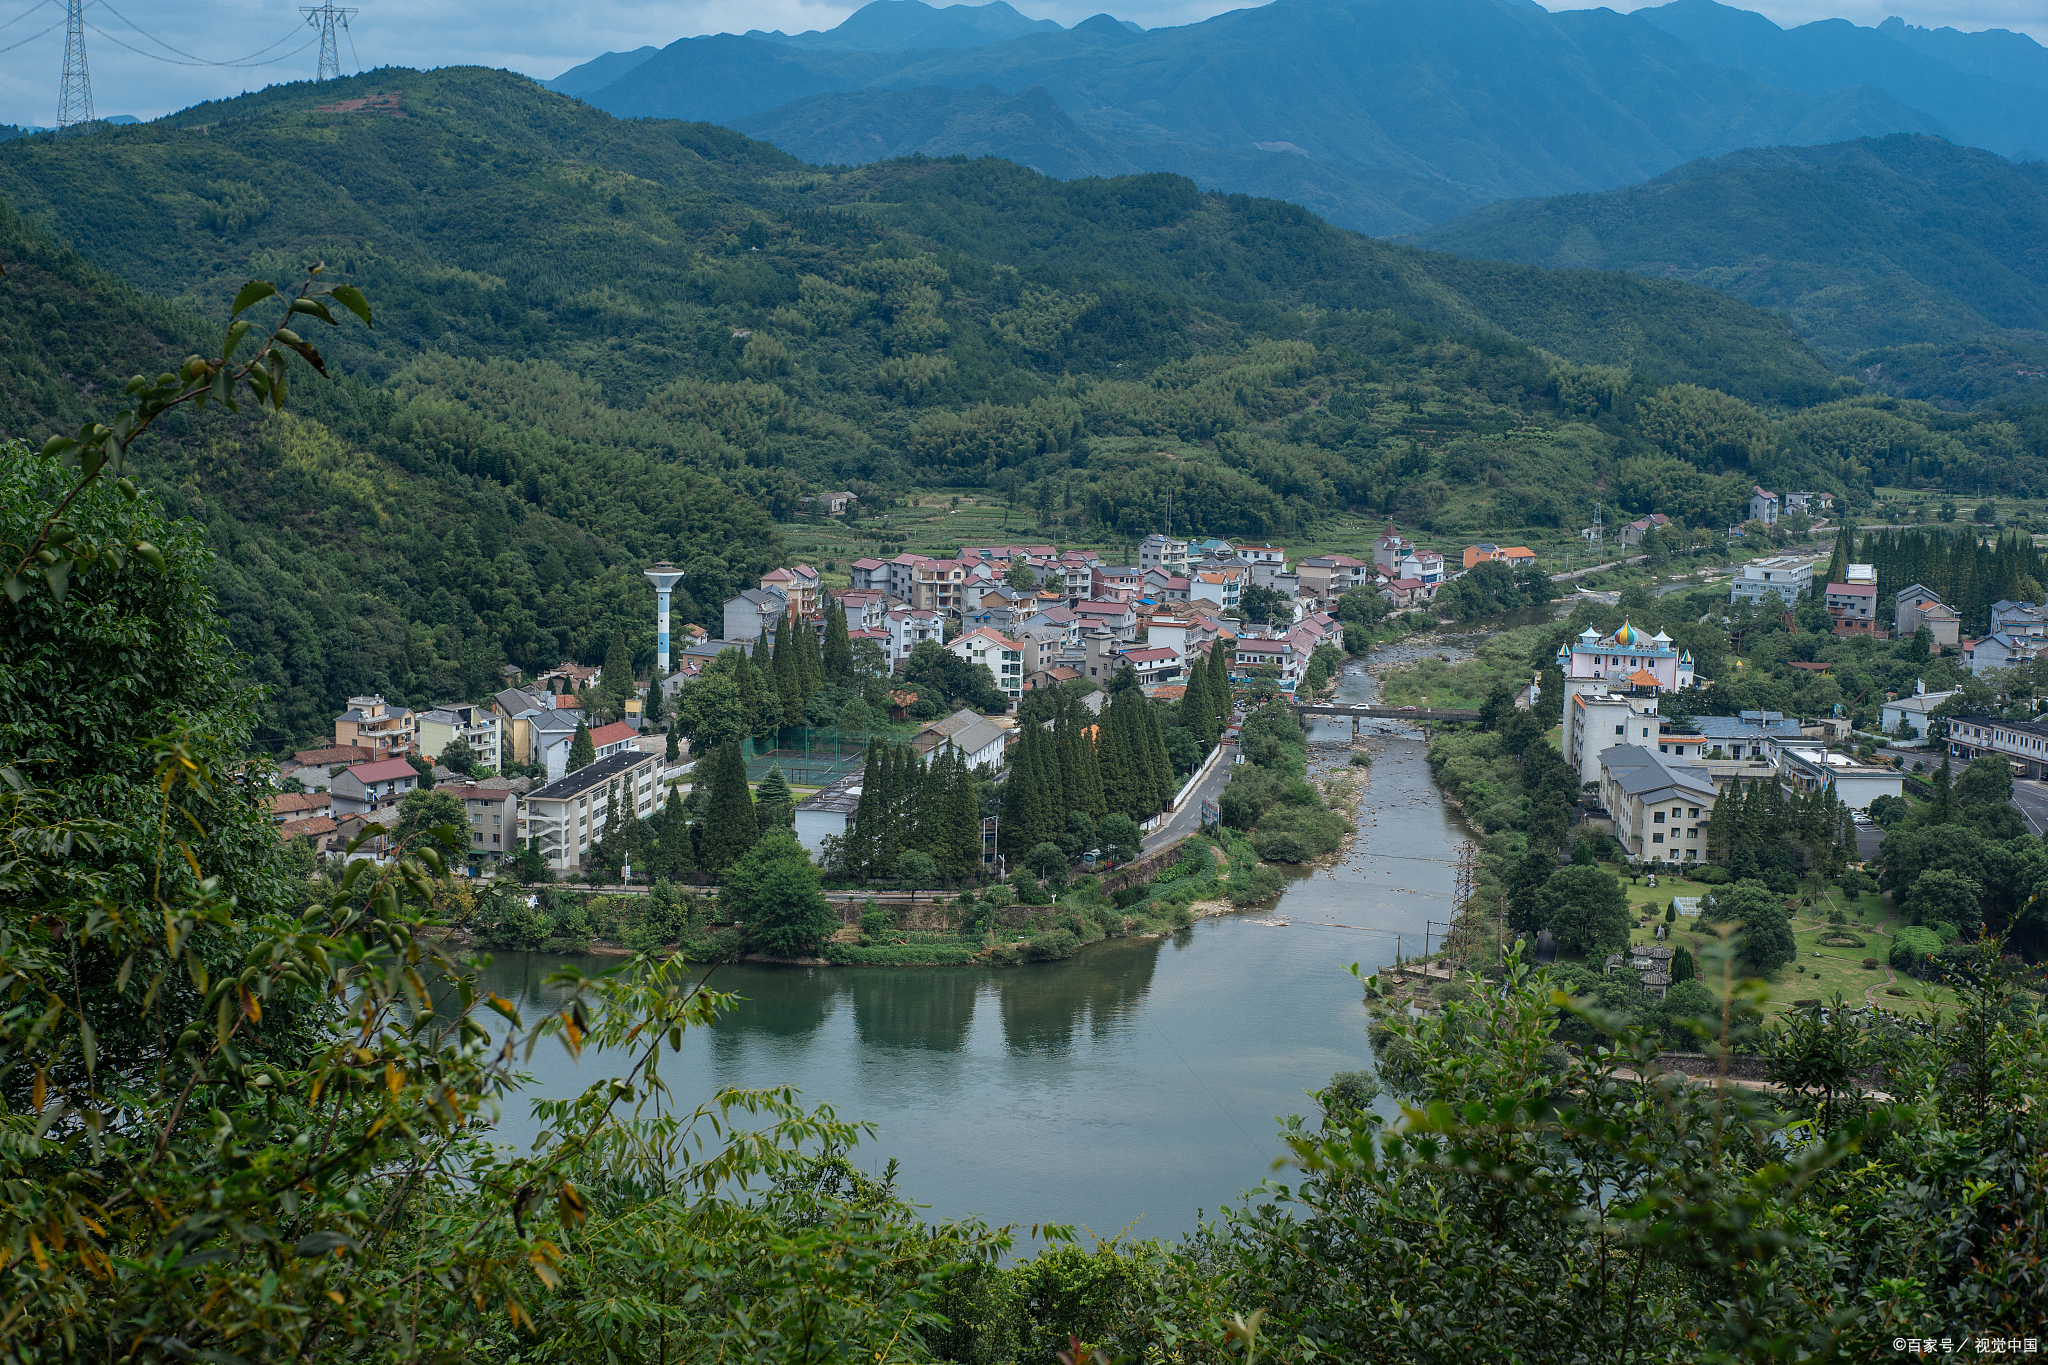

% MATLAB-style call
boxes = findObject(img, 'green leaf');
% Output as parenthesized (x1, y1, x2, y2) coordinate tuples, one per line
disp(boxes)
(293, 1231, 357, 1257)
(43, 559, 71, 604)
(39, 436, 78, 460)
(327, 284, 373, 327)
(229, 280, 278, 316)
(288, 298, 338, 326)
(133, 542, 166, 572)
(222, 318, 252, 361)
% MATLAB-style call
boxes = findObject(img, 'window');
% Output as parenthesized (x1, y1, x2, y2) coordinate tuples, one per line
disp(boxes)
(1653, 832, 1664, 843)
(1687, 828, 1698, 839)
(1654, 811, 1665, 823)
(1615, 724, 1624, 735)
(1689, 807, 1700, 818)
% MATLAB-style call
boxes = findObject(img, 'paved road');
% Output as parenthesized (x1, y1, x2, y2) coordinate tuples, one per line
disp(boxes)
(1145, 742, 1237, 856)
(2010, 779, 2048, 837)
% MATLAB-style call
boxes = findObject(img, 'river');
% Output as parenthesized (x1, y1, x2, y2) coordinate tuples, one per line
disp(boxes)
(471, 653, 1476, 1242)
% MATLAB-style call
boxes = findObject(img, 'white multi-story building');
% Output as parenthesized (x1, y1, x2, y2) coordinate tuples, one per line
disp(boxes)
(1138, 534, 1189, 575)
(884, 608, 944, 667)
(515, 749, 664, 873)
(1728, 556, 1813, 605)
(1565, 687, 1662, 789)
(947, 626, 1025, 710)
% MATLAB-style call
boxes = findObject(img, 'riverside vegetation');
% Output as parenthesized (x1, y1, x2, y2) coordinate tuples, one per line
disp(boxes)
(5, 66, 2048, 753)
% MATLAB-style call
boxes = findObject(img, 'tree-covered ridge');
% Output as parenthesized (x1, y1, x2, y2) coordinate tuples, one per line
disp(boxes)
(1416, 134, 2048, 379)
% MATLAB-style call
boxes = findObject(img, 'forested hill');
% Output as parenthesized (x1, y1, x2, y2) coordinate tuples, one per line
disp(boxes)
(0, 65, 2037, 752)
(1414, 135, 2048, 403)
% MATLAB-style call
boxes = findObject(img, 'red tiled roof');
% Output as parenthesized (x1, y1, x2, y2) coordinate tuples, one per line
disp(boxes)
(589, 721, 637, 748)
(277, 816, 337, 841)
(268, 791, 332, 816)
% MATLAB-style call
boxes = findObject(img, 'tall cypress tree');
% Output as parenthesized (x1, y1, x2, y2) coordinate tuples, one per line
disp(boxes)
(824, 600, 854, 681)
(1078, 708, 1107, 818)
(1182, 657, 1216, 749)
(796, 612, 825, 698)
(567, 722, 595, 773)
(1822, 522, 1852, 588)
(879, 743, 909, 874)
(773, 613, 802, 730)
(848, 740, 882, 881)
(732, 644, 761, 737)
(699, 743, 760, 875)
(1143, 699, 1176, 806)
(1098, 699, 1133, 818)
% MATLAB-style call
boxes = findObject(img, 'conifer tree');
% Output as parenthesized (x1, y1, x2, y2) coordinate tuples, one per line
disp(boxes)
(1053, 701, 1086, 810)
(699, 743, 760, 875)
(602, 628, 634, 714)
(755, 763, 796, 829)
(847, 741, 882, 880)
(567, 721, 595, 773)
(1182, 657, 1216, 749)
(773, 613, 802, 730)
(934, 749, 983, 883)
(666, 725, 679, 762)
(797, 611, 825, 698)
(1822, 522, 1852, 588)
(645, 681, 664, 727)
(1706, 781, 1738, 864)
(878, 744, 909, 874)
(1143, 699, 1176, 806)
(1098, 700, 1134, 818)
(824, 600, 854, 681)
(732, 644, 762, 736)
(999, 731, 1040, 861)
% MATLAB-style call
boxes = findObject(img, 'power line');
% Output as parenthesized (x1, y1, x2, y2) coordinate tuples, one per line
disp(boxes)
(0, 17, 60, 54)
(89, 0, 309, 66)
(84, 20, 315, 68)
(0, 0, 57, 34)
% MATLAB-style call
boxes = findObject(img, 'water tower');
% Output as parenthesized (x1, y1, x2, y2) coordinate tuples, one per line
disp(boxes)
(644, 562, 685, 676)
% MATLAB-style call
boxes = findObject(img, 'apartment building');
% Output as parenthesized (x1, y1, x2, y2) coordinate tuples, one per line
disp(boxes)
(333, 694, 416, 757)
(760, 564, 822, 617)
(515, 748, 664, 873)
(439, 781, 519, 862)
(417, 703, 502, 765)
(884, 607, 945, 667)
(948, 626, 1027, 709)
(1728, 556, 1813, 605)
(1822, 580, 1878, 635)
(1597, 746, 1718, 862)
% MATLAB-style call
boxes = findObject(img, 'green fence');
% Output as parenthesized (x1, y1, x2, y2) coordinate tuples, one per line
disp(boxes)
(740, 726, 921, 786)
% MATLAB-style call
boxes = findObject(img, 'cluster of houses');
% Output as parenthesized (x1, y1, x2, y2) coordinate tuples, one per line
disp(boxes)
(1558, 619, 1904, 871)
(678, 532, 1449, 712)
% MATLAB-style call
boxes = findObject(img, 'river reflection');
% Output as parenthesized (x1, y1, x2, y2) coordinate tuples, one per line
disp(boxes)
(468, 658, 1476, 1240)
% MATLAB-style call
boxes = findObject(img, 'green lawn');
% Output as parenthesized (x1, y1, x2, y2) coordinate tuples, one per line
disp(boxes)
(1606, 870, 1959, 1017)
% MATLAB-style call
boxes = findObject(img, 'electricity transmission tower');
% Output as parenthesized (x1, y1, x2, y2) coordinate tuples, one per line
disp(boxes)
(301, 1, 358, 82)
(56, 0, 93, 134)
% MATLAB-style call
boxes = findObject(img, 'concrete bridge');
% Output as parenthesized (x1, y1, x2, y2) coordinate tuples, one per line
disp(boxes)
(1291, 702, 1481, 723)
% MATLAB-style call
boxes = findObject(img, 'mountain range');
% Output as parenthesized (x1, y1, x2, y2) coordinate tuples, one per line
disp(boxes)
(1415, 135, 2048, 405)
(546, 0, 2046, 235)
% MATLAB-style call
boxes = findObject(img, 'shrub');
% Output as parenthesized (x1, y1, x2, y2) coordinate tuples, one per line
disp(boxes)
(1025, 929, 1081, 961)
(1862, 957, 1879, 969)
(1890, 925, 1942, 972)
(1225, 864, 1284, 906)
(1692, 865, 1732, 885)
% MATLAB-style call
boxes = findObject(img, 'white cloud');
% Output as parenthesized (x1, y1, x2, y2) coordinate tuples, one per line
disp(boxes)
(1, 0, 2039, 130)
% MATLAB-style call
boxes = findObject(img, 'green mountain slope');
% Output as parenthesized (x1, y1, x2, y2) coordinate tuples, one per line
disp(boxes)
(1414, 135, 2048, 377)
(2, 65, 2033, 751)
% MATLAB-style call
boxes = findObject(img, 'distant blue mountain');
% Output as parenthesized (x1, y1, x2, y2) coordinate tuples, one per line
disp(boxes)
(1634, 0, 2048, 158)
(546, 1, 1084, 96)
(567, 0, 1946, 234)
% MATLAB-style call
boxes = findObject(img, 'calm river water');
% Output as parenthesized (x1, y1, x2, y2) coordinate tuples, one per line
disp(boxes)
(473, 655, 1475, 1241)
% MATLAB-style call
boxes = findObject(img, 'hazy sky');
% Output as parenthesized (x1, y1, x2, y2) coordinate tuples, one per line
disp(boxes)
(0, 0, 2042, 129)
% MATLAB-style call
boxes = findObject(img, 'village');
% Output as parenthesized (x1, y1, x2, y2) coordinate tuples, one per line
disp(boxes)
(254, 528, 1455, 877)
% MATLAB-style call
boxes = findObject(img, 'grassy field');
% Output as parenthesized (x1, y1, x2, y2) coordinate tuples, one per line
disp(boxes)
(1604, 868, 1959, 1017)
(1375, 623, 1553, 708)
